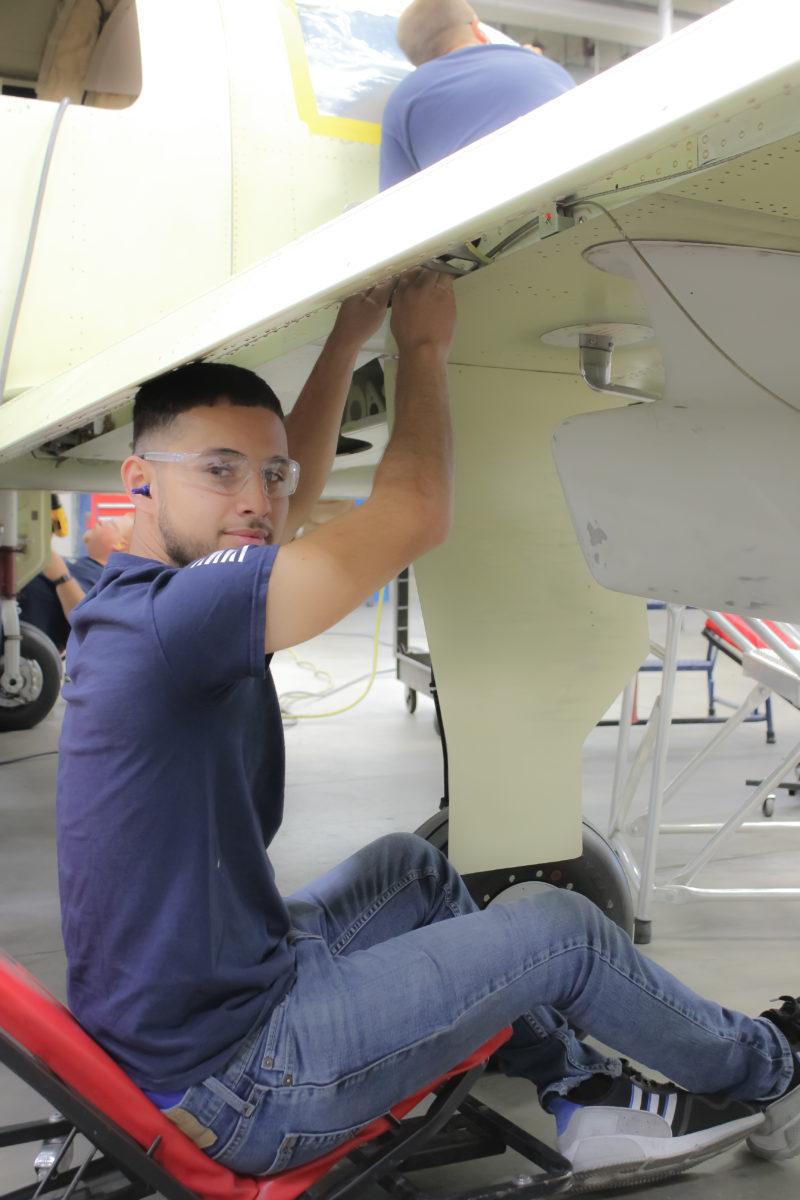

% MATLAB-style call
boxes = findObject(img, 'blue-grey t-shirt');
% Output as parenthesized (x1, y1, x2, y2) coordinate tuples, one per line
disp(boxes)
(56, 546, 295, 1091)
(379, 44, 575, 190)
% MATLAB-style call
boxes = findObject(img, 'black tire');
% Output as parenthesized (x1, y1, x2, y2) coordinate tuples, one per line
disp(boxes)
(0, 621, 63, 732)
(414, 809, 633, 938)
(405, 688, 417, 714)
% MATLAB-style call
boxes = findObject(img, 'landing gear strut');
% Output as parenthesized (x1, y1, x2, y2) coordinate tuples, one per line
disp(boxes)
(0, 491, 62, 732)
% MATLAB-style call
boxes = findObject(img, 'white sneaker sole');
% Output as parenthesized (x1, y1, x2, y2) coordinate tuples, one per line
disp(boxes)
(747, 1085, 800, 1161)
(561, 1111, 763, 1193)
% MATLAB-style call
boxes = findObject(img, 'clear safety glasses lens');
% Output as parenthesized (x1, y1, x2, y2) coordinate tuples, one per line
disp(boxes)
(141, 452, 300, 498)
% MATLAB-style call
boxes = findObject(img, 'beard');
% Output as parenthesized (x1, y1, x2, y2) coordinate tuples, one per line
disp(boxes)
(157, 505, 215, 568)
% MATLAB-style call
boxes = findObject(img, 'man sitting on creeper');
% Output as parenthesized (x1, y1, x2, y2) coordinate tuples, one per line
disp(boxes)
(57, 269, 800, 1191)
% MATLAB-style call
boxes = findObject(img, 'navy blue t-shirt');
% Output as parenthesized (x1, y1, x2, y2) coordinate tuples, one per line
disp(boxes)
(18, 555, 104, 652)
(379, 44, 575, 189)
(56, 546, 295, 1091)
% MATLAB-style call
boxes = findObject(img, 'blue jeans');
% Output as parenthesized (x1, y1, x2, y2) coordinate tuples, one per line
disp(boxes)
(166, 833, 793, 1175)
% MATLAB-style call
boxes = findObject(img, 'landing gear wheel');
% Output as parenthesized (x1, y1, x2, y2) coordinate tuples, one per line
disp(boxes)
(414, 808, 633, 938)
(0, 622, 62, 732)
(405, 688, 417, 714)
(762, 793, 776, 818)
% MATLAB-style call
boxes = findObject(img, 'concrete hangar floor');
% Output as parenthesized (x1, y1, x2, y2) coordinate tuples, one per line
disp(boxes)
(2, 601, 800, 1199)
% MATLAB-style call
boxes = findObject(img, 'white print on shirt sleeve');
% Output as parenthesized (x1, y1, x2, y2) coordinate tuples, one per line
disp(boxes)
(189, 545, 251, 568)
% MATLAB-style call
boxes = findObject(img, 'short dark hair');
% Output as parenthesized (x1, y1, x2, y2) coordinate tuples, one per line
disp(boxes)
(133, 362, 284, 450)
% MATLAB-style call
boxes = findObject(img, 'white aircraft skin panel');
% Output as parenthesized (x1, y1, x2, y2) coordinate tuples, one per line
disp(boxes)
(552, 239, 800, 620)
(388, 360, 648, 872)
(2, 0, 234, 397)
(584, 241, 800, 408)
(554, 400, 800, 621)
(0, 106, 60, 352)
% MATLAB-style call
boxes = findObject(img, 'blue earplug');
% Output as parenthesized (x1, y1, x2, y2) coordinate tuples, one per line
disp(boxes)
(132, 485, 151, 497)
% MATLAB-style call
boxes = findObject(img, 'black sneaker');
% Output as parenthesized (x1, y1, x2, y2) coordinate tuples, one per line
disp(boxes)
(747, 995, 800, 1161)
(543, 1065, 762, 1192)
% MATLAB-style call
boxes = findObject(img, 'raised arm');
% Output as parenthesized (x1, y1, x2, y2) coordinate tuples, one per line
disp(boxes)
(281, 282, 394, 542)
(41, 548, 85, 621)
(265, 268, 456, 652)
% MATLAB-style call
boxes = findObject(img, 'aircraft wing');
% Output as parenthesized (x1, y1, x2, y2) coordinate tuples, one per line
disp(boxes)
(1, 0, 798, 475)
(2, 0, 799, 870)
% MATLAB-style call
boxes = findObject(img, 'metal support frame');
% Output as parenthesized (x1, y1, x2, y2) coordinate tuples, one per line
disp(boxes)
(608, 607, 800, 942)
(0, 1030, 191, 1200)
(0, 490, 23, 692)
(631, 603, 683, 941)
(395, 566, 433, 699)
(578, 333, 660, 403)
(0, 1026, 572, 1200)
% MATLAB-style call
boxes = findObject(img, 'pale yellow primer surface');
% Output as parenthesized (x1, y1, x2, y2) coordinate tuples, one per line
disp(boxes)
(2, 0, 390, 400)
(1, 0, 233, 398)
(223, 0, 384, 273)
(385, 360, 648, 872)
